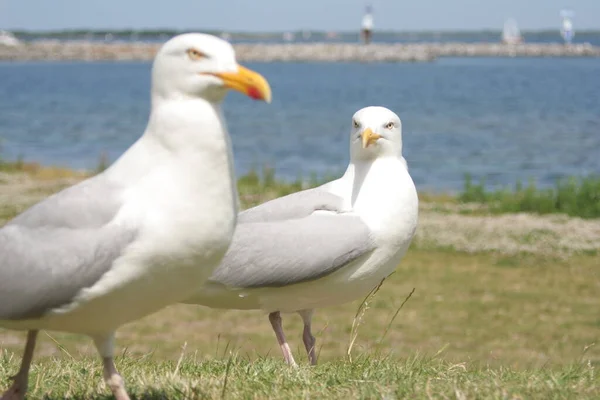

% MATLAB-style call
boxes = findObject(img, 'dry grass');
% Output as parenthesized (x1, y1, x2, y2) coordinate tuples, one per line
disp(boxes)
(0, 167, 84, 223)
(416, 211, 600, 256)
(1, 248, 598, 368)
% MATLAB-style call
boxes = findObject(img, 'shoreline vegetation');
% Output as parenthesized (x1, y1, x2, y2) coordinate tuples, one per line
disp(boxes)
(2, 158, 598, 219)
(1, 158, 599, 257)
(460, 173, 600, 219)
(1, 41, 600, 62)
(1, 158, 599, 398)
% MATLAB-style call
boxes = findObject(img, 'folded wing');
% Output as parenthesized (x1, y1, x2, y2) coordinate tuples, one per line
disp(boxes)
(0, 175, 137, 320)
(239, 186, 345, 223)
(211, 213, 375, 288)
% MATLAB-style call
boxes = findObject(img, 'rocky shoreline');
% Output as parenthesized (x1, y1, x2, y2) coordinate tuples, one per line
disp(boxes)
(1, 41, 599, 62)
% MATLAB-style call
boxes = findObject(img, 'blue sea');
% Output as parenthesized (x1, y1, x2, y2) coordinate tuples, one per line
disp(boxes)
(1, 57, 599, 192)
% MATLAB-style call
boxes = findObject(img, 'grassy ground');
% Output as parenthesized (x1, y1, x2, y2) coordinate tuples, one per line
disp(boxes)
(0, 355, 597, 399)
(0, 163, 599, 398)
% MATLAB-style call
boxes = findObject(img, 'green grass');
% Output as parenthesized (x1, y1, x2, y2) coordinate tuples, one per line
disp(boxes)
(0, 154, 24, 173)
(237, 166, 305, 208)
(459, 174, 600, 219)
(0, 353, 598, 399)
(237, 166, 341, 208)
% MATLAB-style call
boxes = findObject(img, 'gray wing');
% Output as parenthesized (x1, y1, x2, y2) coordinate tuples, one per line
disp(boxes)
(7, 174, 124, 229)
(239, 186, 345, 223)
(210, 213, 375, 288)
(0, 174, 137, 320)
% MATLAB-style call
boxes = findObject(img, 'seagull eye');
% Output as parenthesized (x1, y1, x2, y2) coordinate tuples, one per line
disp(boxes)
(353, 120, 360, 128)
(384, 121, 395, 129)
(186, 48, 206, 61)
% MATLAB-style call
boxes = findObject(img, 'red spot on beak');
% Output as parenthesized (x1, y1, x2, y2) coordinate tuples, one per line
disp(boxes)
(247, 86, 262, 100)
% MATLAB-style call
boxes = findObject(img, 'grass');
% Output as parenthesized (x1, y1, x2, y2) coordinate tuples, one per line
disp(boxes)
(0, 160, 599, 398)
(4, 157, 599, 220)
(1, 249, 599, 398)
(237, 166, 306, 208)
(0, 157, 87, 181)
(0, 353, 597, 399)
(459, 173, 600, 219)
(3, 249, 598, 366)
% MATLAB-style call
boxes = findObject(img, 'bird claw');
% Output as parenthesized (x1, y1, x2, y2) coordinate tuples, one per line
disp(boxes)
(0, 381, 26, 400)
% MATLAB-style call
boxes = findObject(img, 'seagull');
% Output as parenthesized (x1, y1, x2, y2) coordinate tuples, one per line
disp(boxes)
(0, 33, 271, 400)
(184, 106, 419, 366)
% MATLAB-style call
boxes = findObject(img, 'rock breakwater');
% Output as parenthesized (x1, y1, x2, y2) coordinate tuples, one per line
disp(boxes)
(0, 41, 598, 62)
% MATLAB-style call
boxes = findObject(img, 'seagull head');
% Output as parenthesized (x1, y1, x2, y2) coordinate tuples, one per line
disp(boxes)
(349, 106, 403, 161)
(151, 33, 272, 104)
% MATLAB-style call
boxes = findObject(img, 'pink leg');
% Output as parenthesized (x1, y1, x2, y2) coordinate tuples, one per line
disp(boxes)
(101, 357, 130, 400)
(298, 310, 317, 365)
(268, 312, 297, 367)
(93, 334, 130, 400)
(1, 330, 38, 400)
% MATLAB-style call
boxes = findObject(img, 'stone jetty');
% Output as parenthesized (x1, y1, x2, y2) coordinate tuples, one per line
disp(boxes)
(0, 40, 598, 62)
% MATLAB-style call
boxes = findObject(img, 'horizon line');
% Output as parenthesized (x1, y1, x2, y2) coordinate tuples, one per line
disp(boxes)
(6, 28, 600, 35)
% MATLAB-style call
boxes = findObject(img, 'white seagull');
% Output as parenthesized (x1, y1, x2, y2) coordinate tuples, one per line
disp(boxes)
(0, 33, 271, 400)
(184, 106, 419, 366)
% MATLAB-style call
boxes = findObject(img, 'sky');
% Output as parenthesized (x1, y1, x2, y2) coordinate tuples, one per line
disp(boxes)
(1, 0, 598, 32)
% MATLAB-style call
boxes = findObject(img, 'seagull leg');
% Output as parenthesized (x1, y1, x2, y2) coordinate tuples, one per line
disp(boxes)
(268, 312, 297, 367)
(1, 330, 38, 400)
(298, 309, 317, 365)
(92, 333, 131, 400)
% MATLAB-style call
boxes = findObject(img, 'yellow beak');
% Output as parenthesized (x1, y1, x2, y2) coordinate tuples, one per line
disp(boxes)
(361, 128, 381, 148)
(213, 65, 272, 103)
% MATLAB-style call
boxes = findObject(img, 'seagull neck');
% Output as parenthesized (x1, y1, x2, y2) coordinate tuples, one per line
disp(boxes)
(105, 98, 232, 184)
(349, 156, 416, 230)
(145, 98, 227, 152)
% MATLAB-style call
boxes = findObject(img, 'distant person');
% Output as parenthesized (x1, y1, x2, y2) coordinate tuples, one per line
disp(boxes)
(361, 5, 374, 44)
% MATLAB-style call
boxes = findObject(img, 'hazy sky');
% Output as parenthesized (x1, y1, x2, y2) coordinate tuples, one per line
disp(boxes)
(1, 0, 597, 31)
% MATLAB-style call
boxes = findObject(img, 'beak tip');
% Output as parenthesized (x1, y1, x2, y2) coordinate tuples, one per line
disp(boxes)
(217, 65, 272, 103)
(247, 86, 272, 103)
(263, 92, 272, 104)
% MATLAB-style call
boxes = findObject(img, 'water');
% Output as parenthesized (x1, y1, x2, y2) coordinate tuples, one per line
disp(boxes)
(1, 57, 599, 192)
